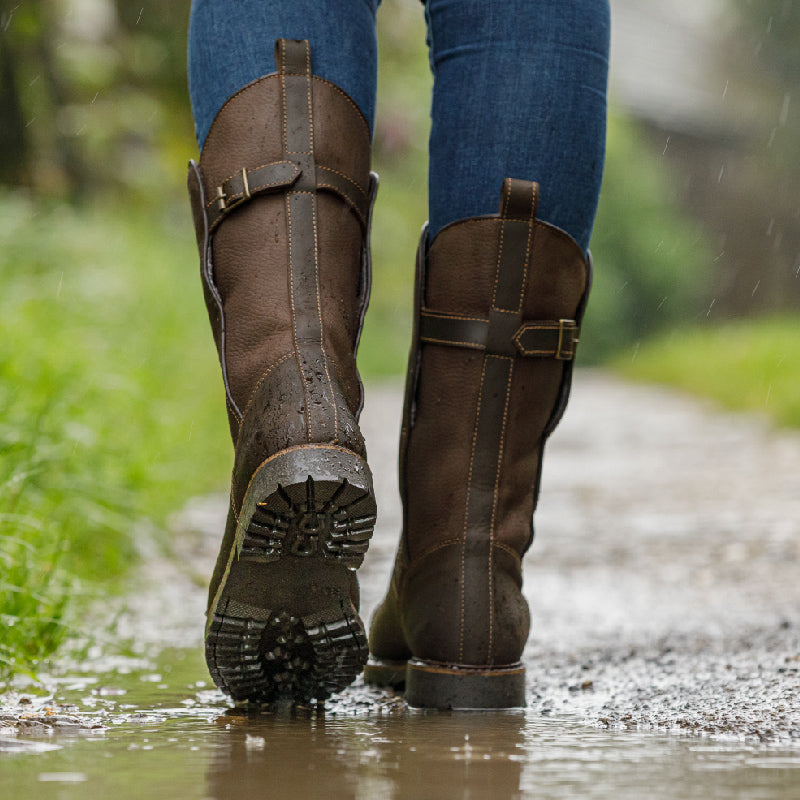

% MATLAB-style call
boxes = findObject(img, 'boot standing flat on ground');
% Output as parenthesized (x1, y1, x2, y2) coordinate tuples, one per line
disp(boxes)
(187, 39, 378, 705)
(365, 179, 591, 709)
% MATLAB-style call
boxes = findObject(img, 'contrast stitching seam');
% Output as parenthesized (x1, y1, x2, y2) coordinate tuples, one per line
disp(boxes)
(460, 357, 487, 663)
(490, 217, 505, 309)
(495, 541, 521, 562)
(238, 351, 295, 430)
(407, 538, 463, 570)
(304, 51, 338, 446)
(516, 190, 535, 315)
(420, 336, 483, 349)
(318, 165, 367, 195)
(487, 355, 514, 662)
(421, 309, 487, 323)
(286, 195, 311, 440)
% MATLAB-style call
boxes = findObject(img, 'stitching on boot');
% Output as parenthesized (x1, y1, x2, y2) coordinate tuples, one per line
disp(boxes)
(235, 351, 296, 445)
(421, 309, 486, 323)
(303, 57, 339, 447)
(490, 214, 505, 310)
(319, 164, 368, 195)
(202, 75, 369, 153)
(487, 355, 515, 662)
(284, 196, 312, 440)
(459, 357, 487, 663)
(515, 201, 535, 315)
(420, 336, 483, 349)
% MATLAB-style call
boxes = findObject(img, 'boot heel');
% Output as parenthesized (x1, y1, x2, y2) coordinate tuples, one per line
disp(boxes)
(405, 659, 526, 710)
(238, 443, 376, 570)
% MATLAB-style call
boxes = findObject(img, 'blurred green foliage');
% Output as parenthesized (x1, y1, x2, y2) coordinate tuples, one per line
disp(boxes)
(0, 0, 194, 196)
(0, 195, 230, 679)
(616, 314, 800, 429)
(582, 115, 713, 362)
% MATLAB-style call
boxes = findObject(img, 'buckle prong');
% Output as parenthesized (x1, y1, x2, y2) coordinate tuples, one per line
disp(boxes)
(241, 168, 251, 200)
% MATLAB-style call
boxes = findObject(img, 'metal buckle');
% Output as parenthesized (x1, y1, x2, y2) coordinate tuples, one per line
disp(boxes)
(555, 319, 578, 360)
(214, 185, 227, 211)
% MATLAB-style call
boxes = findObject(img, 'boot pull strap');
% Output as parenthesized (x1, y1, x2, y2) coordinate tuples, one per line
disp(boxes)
(499, 178, 539, 221)
(275, 38, 311, 77)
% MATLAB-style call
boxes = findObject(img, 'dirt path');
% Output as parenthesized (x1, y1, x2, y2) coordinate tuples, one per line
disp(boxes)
(154, 370, 800, 741)
(6, 371, 799, 745)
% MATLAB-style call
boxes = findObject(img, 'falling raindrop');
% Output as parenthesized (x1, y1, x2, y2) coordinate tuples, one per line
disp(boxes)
(751, 280, 761, 296)
(780, 93, 791, 126)
(717, 165, 725, 183)
(768, 127, 777, 148)
(706, 298, 716, 317)
(662, 136, 671, 156)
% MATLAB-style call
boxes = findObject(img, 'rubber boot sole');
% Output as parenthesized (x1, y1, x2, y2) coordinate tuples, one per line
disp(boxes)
(206, 444, 376, 706)
(365, 657, 526, 710)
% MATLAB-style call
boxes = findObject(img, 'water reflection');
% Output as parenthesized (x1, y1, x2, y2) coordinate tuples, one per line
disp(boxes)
(4, 650, 800, 800)
(206, 711, 526, 800)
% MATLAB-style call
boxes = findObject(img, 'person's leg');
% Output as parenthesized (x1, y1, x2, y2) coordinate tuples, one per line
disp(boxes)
(186, 3, 380, 705)
(366, 0, 609, 708)
(188, 0, 380, 147)
(425, 0, 610, 251)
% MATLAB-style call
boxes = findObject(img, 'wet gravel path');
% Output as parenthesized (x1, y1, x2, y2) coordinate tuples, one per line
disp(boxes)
(3, 371, 800, 745)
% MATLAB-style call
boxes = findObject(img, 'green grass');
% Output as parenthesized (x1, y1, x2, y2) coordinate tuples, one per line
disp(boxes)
(0, 193, 231, 679)
(615, 315, 800, 428)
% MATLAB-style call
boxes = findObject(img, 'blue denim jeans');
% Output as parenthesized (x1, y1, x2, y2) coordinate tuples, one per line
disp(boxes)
(188, 0, 609, 251)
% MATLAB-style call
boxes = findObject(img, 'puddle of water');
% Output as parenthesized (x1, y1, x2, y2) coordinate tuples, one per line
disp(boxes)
(2, 648, 799, 800)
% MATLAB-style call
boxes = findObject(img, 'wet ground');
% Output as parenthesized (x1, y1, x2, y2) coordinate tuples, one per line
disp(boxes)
(2, 371, 800, 797)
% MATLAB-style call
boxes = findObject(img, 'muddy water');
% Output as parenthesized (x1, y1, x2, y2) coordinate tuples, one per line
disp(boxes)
(3, 374, 800, 797)
(2, 647, 799, 800)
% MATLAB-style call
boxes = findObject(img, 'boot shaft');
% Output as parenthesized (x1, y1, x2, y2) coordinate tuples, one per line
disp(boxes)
(187, 39, 375, 444)
(398, 179, 591, 666)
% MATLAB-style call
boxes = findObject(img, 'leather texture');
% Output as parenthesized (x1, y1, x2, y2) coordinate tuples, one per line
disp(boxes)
(369, 179, 591, 669)
(186, 39, 375, 611)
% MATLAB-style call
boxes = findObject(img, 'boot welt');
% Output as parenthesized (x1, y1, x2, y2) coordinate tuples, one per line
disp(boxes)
(363, 657, 408, 688)
(206, 444, 377, 706)
(405, 659, 526, 711)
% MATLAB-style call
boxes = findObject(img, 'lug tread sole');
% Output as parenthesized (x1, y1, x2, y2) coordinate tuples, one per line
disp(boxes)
(206, 446, 376, 706)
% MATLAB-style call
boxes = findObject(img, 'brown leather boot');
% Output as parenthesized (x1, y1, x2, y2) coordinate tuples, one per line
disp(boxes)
(187, 39, 378, 705)
(365, 179, 590, 708)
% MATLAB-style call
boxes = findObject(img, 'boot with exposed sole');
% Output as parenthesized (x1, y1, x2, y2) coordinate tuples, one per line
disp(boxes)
(187, 39, 378, 705)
